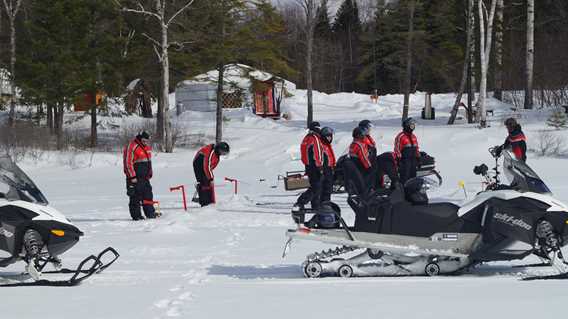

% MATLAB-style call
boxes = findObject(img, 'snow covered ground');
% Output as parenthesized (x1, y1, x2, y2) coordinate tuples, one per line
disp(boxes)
(2, 89, 568, 319)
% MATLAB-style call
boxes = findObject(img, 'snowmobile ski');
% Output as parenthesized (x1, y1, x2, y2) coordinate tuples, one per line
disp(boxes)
(0, 247, 119, 287)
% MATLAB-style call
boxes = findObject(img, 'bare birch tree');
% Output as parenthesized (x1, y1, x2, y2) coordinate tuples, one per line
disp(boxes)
(115, 0, 195, 152)
(2, 0, 23, 128)
(296, 0, 317, 128)
(448, 0, 475, 125)
(477, 0, 497, 128)
(493, 0, 504, 101)
(524, 0, 534, 109)
(402, 0, 416, 121)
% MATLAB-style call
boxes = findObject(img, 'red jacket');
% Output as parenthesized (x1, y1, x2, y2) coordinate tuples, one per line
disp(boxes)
(349, 139, 372, 170)
(504, 127, 527, 161)
(194, 144, 220, 180)
(123, 138, 152, 180)
(394, 131, 419, 159)
(322, 143, 336, 168)
(363, 135, 376, 148)
(300, 133, 324, 168)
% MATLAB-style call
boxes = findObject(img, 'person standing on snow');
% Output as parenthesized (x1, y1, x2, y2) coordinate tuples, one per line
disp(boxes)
(495, 117, 527, 162)
(295, 122, 327, 210)
(193, 142, 230, 207)
(319, 127, 336, 204)
(394, 117, 420, 184)
(123, 131, 156, 220)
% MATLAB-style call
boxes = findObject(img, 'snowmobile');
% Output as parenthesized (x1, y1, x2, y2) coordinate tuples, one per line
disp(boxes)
(0, 156, 119, 287)
(333, 151, 442, 193)
(284, 148, 568, 280)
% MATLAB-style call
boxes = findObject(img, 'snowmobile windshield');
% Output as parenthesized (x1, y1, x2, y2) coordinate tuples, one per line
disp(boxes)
(502, 151, 551, 194)
(0, 156, 49, 205)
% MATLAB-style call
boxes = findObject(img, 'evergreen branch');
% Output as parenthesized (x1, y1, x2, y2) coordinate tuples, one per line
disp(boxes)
(166, 0, 195, 26)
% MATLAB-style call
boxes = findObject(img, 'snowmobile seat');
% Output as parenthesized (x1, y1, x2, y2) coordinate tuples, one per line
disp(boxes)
(386, 201, 462, 237)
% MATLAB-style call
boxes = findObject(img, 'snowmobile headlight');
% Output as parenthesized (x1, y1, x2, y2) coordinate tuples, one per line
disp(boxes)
(51, 230, 65, 237)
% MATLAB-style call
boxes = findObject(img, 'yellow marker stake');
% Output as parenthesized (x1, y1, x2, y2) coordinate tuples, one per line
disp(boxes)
(458, 180, 467, 199)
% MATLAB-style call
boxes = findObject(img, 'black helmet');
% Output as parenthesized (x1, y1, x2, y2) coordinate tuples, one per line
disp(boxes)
(352, 127, 364, 139)
(136, 130, 151, 140)
(320, 126, 334, 144)
(358, 119, 373, 135)
(402, 117, 416, 132)
(214, 142, 230, 155)
(504, 117, 519, 131)
(308, 121, 321, 133)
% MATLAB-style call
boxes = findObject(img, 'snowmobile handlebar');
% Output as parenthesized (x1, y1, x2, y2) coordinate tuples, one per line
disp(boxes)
(489, 146, 501, 159)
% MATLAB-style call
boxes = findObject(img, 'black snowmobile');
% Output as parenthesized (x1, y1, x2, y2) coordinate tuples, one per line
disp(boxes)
(285, 148, 568, 279)
(0, 156, 118, 287)
(333, 151, 441, 193)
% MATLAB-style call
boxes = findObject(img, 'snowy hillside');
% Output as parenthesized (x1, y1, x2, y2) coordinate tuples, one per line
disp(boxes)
(2, 88, 568, 319)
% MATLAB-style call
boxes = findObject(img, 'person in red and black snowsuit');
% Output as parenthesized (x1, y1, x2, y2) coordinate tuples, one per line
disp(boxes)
(123, 131, 156, 220)
(496, 118, 527, 162)
(319, 127, 336, 203)
(295, 122, 333, 210)
(348, 126, 374, 196)
(358, 119, 379, 188)
(193, 142, 230, 207)
(394, 117, 420, 184)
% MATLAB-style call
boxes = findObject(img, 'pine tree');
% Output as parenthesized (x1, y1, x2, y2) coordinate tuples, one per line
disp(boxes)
(17, 0, 86, 148)
(547, 109, 568, 130)
(332, 0, 362, 92)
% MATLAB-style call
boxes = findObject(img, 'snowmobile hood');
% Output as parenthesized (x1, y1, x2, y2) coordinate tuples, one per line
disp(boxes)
(458, 190, 568, 217)
(0, 200, 76, 226)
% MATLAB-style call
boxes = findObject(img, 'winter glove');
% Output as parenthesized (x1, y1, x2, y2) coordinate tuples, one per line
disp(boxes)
(126, 183, 136, 197)
(494, 145, 503, 158)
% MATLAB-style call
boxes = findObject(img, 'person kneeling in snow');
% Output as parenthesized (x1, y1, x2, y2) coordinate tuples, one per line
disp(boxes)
(193, 142, 230, 207)
(123, 131, 156, 220)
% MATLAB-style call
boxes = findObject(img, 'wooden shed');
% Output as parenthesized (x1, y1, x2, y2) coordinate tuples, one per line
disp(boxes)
(175, 64, 293, 118)
(73, 91, 106, 112)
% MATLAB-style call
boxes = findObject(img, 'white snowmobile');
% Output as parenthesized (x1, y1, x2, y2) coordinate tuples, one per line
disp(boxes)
(0, 156, 119, 287)
(284, 148, 568, 280)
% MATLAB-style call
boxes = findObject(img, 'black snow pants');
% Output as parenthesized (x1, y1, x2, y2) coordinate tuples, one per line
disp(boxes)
(193, 155, 215, 207)
(127, 179, 156, 220)
(398, 156, 418, 185)
(296, 166, 324, 209)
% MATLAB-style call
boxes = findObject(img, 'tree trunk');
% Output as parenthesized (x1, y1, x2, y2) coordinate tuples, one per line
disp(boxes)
(448, 0, 475, 125)
(402, 0, 415, 121)
(161, 22, 173, 152)
(306, 0, 315, 128)
(467, 4, 476, 124)
(216, 63, 224, 143)
(90, 93, 97, 148)
(47, 104, 54, 134)
(8, 15, 16, 127)
(55, 103, 64, 150)
(477, 0, 497, 128)
(524, 0, 534, 109)
(493, 0, 504, 101)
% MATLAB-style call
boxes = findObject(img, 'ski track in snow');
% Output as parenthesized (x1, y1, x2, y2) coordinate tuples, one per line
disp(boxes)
(3, 90, 568, 319)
